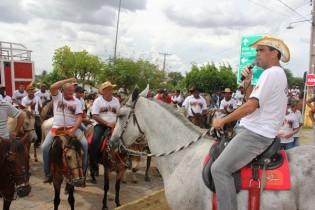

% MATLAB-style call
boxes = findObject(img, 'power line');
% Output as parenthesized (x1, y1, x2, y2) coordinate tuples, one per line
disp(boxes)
(277, 0, 312, 24)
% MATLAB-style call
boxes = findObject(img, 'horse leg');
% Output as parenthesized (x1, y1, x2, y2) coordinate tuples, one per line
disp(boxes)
(3, 200, 12, 210)
(145, 156, 151, 182)
(53, 176, 62, 210)
(102, 170, 110, 210)
(33, 142, 38, 162)
(66, 183, 75, 210)
(115, 169, 125, 207)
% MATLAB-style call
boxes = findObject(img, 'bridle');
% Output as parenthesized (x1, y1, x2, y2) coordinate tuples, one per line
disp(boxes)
(60, 137, 85, 185)
(0, 137, 31, 201)
(116, 96, 213, 158)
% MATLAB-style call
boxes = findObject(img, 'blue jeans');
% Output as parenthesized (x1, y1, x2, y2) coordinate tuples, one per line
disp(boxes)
(293, 137, 300, 147)
(211, 126, 273, 210)
(89, 124, 110, 172)
(279, 142, 294, 150)
(41, 129, 88, 176)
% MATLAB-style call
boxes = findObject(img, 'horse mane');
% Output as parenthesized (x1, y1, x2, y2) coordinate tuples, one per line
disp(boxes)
(149, 98, 205, 134)
(67, 137, 83, 156)
(10, 139, 26, 154)
(50, 137, 63, 168)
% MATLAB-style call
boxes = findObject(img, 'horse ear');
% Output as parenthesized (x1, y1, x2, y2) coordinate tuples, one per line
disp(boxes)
(139, 84, 149, 98)
(126, 85, 139, 105)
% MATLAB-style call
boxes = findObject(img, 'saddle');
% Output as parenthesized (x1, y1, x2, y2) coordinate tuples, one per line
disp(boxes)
(202, 135, 283, 193)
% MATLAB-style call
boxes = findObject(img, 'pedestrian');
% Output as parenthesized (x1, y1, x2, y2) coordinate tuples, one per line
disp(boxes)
(288, 100, 303, 147)
(41, 78, 88, 183)
(211, 88, 224, 109)
(155, 89, 172, 104)
(211, 34, 290, 210)
(278, 101, 300, 150)
(171, 89, 184, 107)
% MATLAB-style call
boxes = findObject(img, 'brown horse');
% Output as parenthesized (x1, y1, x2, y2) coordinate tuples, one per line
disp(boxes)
(190, 109, 207, 129)
(0, 137, 32, 210)
(40, 101, 54, 123)
(89, 129, 135, 210)
(50, 135, 85, 210)
(7, 110, 38, 161)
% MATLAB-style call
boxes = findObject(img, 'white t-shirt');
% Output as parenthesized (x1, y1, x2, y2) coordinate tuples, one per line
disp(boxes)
(220, 98, 237, 112)
(75, 96, 86, 112)
(35, 90, 51, 105)
(0, 95, 12, 104)
(288, 108, 303, 138)
(92, 96, 120, 124)
(278, 112, 299, 143)
(0, 101, 21, 138)
(21, 95, 42, 115)
(234, 91, 244, 106)
(182, 95, 207, 117)
(171, 94, 184, 104)
(240, 66, 288, 138)
(52, 92, 83, 128)
(12, 90, 27, 106)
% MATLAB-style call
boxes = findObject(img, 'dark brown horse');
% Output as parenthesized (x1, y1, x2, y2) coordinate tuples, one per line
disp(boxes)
(190, 109, 207, 129)
(89, 129, 133, 210)
(50, 135, 85, 210)
(0, 137, 32, 210)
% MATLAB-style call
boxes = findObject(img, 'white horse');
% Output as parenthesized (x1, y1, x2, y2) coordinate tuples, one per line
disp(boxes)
(110, 85, 315, 210)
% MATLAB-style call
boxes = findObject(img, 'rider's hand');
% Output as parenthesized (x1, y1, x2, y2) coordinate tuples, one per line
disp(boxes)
(212, 118, 224, 130)
(107, 122, 116, 129)
(241, 64, 254, 81)
(66, 128, 76, 137)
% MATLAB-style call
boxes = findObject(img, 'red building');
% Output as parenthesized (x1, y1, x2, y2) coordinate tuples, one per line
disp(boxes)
(0, 41, 35, 96)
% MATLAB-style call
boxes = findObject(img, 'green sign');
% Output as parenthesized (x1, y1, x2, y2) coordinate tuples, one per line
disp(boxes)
(238, 35, 263, 85)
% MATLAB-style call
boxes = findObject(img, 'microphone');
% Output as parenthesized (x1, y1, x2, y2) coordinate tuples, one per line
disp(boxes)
(239, 59, 257, 83)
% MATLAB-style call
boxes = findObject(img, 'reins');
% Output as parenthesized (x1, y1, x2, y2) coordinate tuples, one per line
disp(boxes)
(117, 96, 217, 158)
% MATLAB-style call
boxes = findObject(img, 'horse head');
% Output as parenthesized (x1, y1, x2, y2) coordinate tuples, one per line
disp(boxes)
(110, 85, 149, 150)
(4, 138, 31, 197)
(21, 109, 37, 143)
(129, 136, 147, 173)
(50, 136, 85, 187)
(191, 108, 206, 128)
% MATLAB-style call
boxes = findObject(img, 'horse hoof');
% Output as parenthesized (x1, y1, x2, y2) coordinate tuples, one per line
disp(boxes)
(102, 207, 108, 210)
(145, 177, 150, 182)
(122, 180, 127, 184)
(35, 158, 38, 162)
(132, 180, 138, 184)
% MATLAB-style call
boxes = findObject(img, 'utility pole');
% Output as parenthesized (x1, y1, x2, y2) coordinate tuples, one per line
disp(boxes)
(309, 0, 315, 90)
(113, 0, 122, 67)
(159, 52, 172, 76)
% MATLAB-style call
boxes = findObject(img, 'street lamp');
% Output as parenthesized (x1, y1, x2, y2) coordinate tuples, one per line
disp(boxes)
(286, 19, 312, 29)
(114, 0, 122, 62)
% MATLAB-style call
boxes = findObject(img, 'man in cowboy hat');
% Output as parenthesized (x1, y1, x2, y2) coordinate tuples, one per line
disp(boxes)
(21, 84, 43, 147)
(41, 78, 88, 183)
(89, 81, 120, 183)
(220, 88, 237, 114)
(12, 82, 27, 108)
(0, 84, 12, 104)
(211, 34, 290, 210)
(182, 85, 207, 120)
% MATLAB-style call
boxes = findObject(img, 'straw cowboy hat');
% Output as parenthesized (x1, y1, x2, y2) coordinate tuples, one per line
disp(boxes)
(249, 34, 290, 63)
(25, 84, 35, 91)
(98, 81, 117, 94)
(222, 88, 232, 93)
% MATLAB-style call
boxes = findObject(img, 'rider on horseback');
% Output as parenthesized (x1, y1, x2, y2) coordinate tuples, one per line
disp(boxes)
(41, 78, 88, 183)
(89, 81, 120, 182)
(211, 35, 290, 210)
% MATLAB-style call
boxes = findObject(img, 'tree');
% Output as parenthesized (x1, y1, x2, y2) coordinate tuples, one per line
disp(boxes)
(52, 46, 103, 87)
(167, 72, 184, 87)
